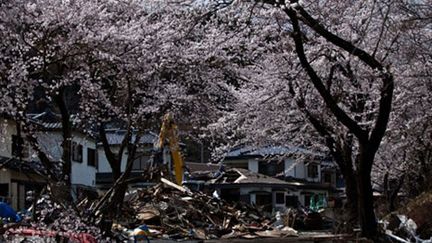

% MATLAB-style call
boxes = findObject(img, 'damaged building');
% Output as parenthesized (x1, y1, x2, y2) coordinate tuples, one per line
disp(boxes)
(185, 146, 343, 212)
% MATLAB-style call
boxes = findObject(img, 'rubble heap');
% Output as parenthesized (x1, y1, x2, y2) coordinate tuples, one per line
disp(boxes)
(2, 194, 102, 242)
(114, 181, 296, 240)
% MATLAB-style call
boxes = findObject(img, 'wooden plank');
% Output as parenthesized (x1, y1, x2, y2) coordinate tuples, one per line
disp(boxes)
(161, 178, 187, 193)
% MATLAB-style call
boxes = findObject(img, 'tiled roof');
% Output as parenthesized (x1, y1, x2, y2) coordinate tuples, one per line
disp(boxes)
(185, 162, 220, 173)
(26, 111, 158, 145)
(0, 156, 46, 175)
(225, 145, 322, 158)
(27, 112, 82, 130)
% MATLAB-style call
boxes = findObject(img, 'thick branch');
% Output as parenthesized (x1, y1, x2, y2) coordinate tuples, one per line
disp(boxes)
(368, 73, 393, 154)
(295, 6, 384, 70)
(286, 8, 368, 142)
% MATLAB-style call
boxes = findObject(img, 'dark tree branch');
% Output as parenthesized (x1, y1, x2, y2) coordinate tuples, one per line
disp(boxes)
(295, 6, 384, 70)
(53, 87, 72, 185)
(285, 8, 369, 143)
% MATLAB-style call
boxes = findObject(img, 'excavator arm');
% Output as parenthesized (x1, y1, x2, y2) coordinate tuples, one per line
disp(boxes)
(157, 113, 184, 185)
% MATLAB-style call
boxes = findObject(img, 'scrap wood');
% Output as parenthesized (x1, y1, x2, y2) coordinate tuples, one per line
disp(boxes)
(385, 230, 410, 243)
(161, 178, 187, 193)
(255, 230, 284, 238)
(115, 182, 273, 240)
(205, 214, 217, 226)
(223, 216, 232, 229)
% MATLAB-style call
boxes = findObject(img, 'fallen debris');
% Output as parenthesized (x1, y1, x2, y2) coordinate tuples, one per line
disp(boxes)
(2, 194, 102, 242)
(111, 179, 287, 240)
(381, 192, 432, 242)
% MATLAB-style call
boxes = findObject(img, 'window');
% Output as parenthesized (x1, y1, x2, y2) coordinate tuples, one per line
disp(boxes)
(285, 195, 298, 208)
(220, 188, 240, 203)
(323, 172, 332, 184)
(87, 148, 97, 167)
(304, 194, 312, 207)
(132, 155, 150, 171)
(275, 192, 285, 204)
(255, 193, 272, 212)
(72, 142, 83, 162)
(12, 135, 28, 158)
(0, 184, 8, 198)
(307, 163, 318, 178)
(239, 194, 250, 203)
(258, 160, 284, 177)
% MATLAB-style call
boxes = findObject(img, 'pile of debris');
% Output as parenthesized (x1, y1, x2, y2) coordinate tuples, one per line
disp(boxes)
(113, 179, 298, 240)
(1, 193, 102, 242)
(383, 191, 432, 242)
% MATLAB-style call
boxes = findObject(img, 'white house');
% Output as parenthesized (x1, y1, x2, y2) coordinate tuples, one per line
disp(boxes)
(95, 129, 165, 189)
(0, 113, 98, 209)
(220, 146, 340, 210)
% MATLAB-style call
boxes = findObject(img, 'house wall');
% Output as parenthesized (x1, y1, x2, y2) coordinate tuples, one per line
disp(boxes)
(97, 147, 128, 173)
(0, 169, 46, 210)
(239, 187, 272, 195)
(229, 158, 324, 182)
(223, 159, 249, 169)
(97, 145, 154, 174)
(70, 133, 97, 187)
(238, 186, 302, 211)
(247, 159, 258, 173)
(1, 118, 97, 187)
(0, 118, 17, 158)
(284, 159, 304, 177)
(35, 131, 97, 187)
(224, 157, 336, 190)
(0, 170, 12, 204)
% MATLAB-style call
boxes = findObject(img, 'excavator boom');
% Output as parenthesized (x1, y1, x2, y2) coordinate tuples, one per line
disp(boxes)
(157, 113, 184, 185)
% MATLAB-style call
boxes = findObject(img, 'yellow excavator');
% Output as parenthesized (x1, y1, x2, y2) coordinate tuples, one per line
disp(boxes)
(156, 113, 184, 185)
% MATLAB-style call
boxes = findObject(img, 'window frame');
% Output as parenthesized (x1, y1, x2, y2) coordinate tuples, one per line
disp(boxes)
(258, 160, 284, 177)
(11, 134, 29, 159)
(87, 148, 97, 168)
(307, 163, 319, 178)
(323, 172, 332, 184)
(71, 142, 83, 163)
(275, 192, 285, 204)
(132, 154, 151, 171)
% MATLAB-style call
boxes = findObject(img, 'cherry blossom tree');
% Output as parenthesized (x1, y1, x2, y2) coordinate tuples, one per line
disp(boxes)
(0, 0, 246, 212)
(202, 0, 429, 238)
(373, 1, 432, 202)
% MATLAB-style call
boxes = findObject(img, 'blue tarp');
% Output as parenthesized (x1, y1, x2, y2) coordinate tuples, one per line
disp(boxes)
(0, 202, 21, 222)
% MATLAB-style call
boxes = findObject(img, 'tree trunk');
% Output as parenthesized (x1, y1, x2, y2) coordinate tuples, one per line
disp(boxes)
(54, 88, 72, 193)
(357, 166, 378, 239)
(109, 182, 128, 214)
(344, 169, 358, 222)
